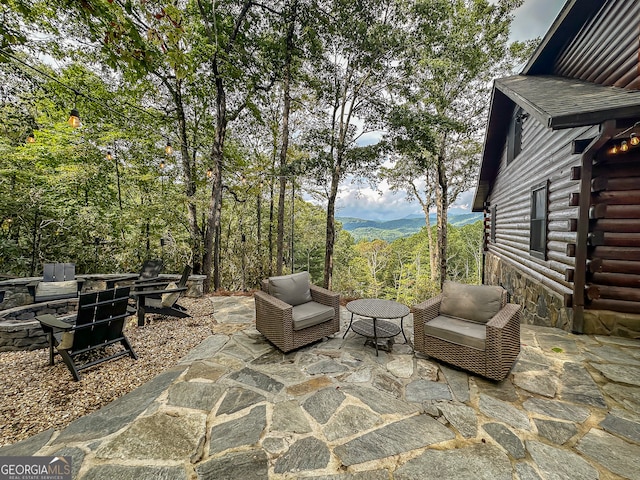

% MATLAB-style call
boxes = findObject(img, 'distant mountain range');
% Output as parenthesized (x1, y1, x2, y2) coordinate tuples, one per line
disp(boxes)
(337, 213, 483, 242)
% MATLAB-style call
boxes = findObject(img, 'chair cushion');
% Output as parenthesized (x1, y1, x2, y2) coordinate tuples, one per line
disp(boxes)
(35, 280, 78, 302)
(424, 315, 486, 350)
(292, 301, 335, 331)
(268, 272, 313, 307)
(440, 281, 503, 324)
(59, 332, 74, 350)
(161, 282, 180, 307)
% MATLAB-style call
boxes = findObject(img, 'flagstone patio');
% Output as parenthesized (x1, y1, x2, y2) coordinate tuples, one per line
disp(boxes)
(1, 296, 639, 479)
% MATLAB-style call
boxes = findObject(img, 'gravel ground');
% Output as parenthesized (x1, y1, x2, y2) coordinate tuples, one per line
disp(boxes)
(0, 295, 227, 448)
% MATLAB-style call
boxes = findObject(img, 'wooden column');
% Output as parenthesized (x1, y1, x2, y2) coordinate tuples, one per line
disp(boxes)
(572, 120, 615, 333)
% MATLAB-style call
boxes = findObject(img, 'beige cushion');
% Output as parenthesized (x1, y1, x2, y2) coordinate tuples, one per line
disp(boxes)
(425, 315, 486, 350)
(440, 281, 503, 324)
(35, 280, 78, 301)
(161, 282, 180, 307)
(59, 332, 74, 350)
(292, 301, 335, 331)
(268, 272, 312, 307)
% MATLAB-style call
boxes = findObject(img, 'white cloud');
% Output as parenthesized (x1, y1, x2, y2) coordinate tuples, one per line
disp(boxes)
(335, 180, 422, 220)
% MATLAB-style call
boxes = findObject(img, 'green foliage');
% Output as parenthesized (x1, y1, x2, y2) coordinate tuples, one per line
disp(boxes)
(333, 221, 484, 303)
(0, 0, 523, 293)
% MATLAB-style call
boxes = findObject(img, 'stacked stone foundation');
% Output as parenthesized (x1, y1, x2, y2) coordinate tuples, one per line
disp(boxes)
(484, 252, 640, 338)
(484, 252, 573, 332)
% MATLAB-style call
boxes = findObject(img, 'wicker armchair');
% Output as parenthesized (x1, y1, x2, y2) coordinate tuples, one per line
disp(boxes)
(412, 281, 521, 381)
(255, 272, 340, 352)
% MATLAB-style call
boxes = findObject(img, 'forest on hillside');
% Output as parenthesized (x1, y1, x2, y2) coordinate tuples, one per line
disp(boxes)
(1, 0, 533, 295)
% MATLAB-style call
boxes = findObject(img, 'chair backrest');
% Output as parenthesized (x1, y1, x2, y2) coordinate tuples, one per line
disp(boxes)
(71, 287, 131, 351)
(177, 265, 192, 288)
(139, 259, 163, 280)
(43, 263, 75, 282)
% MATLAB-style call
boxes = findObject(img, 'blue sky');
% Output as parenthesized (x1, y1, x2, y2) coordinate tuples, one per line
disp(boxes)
(334, 0, 566, 221)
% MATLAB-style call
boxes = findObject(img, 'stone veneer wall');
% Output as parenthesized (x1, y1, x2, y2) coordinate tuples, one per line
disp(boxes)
(484, 252, 574, 332)
(484, 252, 640, 338)
(0, 299, 77, 351)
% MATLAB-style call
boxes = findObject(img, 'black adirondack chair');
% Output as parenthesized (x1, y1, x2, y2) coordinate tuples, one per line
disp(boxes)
(131, 265, 192, 326)
(31, 263, 82, 303)
(105, 259, 164, 289)
(135, 259, 164, 283)
(36, 286, 137, 381)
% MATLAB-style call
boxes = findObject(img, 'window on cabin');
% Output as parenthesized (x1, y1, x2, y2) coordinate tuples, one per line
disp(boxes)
(530, 181, 548, 259)
(507, 107, 525, 164)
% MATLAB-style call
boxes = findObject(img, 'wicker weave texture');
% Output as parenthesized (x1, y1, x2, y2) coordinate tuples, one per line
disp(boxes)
(255, 281, 340, 353)
(413, 288, 521, 381)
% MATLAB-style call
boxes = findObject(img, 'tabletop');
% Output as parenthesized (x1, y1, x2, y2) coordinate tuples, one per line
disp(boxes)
(346, 298, 410, 319)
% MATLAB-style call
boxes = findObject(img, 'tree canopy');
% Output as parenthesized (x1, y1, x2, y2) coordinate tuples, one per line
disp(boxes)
(0, 0, 531, 296)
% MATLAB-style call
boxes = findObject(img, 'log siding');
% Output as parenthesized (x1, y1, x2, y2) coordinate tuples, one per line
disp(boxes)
(554, 1, 640, 90)
(486, 116, 597, 303)
(586, 148, 640, 314)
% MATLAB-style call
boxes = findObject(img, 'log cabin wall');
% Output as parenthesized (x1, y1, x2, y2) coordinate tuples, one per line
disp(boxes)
(582, 147, 640, 336)
(484, 112, 598, 329)
(553, 1, 640, 90)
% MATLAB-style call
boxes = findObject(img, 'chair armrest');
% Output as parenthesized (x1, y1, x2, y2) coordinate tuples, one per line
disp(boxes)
(486, 303, 521, 330)
(131, 287, 187, 297)
(254, 290, 291, 311)
(412, 294, 443, 322)
(36, 314, 74, 331)
(131, 278, 173, 290)
(486, 304, 522, 353)
(412, 294, 443, 351)
(254, 290, 293, 335)
(310, 284, 340, 309)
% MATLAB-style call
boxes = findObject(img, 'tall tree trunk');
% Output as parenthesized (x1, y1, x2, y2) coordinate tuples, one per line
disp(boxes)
(276, 175, 287, 275)
(268, 176, 275, 277)
(173, 85, 202, 274)
(257, 189, 262, 279)
(203, 72, 226, 293)
(419, 201, 437, 281)
(436, 141, 448, 288)
(198, 0, 253, 292)
(323, 162, 340, 290)
(276, 0, 296, 276)
(411, 177, 438, 281)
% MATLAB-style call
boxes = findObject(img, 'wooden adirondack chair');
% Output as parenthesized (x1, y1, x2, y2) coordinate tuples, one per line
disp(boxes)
(36, 286, 137, 381)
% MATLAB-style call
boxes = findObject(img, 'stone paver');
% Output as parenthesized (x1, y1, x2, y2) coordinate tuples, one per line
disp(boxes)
(394, 444, 512, 480)
(95, 411, 207, 461)
(334, 415, 455, 466)
(526, 440, 599, 480)
(6, 298, 639, 480)
(483, 422, 526, 458)
(209, 405, 266, 455)
(479, 394, 531, 431)
(575, 428, 640, 479)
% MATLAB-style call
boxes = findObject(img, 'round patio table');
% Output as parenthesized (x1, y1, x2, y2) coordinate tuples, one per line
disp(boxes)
(344, 299, 410, 356)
